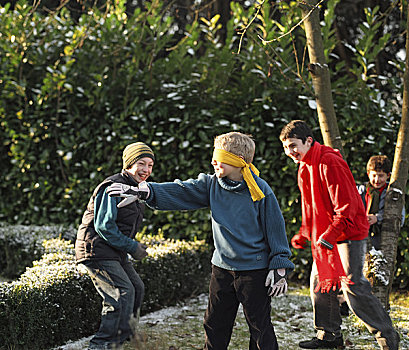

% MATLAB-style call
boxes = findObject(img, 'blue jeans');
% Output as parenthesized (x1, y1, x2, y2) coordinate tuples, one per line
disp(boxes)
(81, 259, 144, 349)
(311, 239, 399, 349)
(204, 265, 278, 350)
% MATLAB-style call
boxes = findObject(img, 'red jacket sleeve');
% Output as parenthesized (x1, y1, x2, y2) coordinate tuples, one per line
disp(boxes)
(319, 161, 361, 245)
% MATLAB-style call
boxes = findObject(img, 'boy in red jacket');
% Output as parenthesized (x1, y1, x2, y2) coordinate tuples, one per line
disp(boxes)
(280, 120, 399, 350)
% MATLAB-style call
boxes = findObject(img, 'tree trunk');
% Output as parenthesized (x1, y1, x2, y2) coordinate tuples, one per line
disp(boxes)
(300, 0, 344, 156)
(373, 4, 409, 310)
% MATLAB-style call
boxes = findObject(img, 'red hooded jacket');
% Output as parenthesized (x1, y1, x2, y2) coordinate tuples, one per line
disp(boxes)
(297, 142, 369, 292)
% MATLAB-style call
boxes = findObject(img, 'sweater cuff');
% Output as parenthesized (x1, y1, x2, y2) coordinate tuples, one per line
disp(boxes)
(145, 184, 154, 203)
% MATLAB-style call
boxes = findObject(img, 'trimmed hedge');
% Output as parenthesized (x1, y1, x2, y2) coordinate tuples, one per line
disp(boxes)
(0, 222, 76, 279)
(0, 231, 212, 350)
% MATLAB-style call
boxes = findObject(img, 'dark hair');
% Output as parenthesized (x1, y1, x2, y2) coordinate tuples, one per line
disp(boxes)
(366, 155, 391, 174)
(279, 120, 314, 143)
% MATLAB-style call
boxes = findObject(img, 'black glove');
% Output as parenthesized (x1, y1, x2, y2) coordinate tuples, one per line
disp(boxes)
(106, 181, 150, 208)
(265, 269, 288, 297)
(317, 235, 334, 250)
(130, 243, 148, 260)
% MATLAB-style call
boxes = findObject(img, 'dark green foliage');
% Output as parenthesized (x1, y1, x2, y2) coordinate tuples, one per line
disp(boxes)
(0, 0, 408, 287)
(0, 0, 315, 242)
(0, 230, 212, 350)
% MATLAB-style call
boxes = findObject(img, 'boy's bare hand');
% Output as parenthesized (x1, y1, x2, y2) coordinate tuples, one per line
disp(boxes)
(291, 233, 308, 249)
(367, 214, 377, 225)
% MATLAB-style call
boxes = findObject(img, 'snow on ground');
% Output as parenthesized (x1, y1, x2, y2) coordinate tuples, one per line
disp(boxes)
(54, 286, 409, 350)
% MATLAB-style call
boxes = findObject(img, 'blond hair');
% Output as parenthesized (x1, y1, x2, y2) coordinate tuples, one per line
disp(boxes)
(214, 132, 255, 164)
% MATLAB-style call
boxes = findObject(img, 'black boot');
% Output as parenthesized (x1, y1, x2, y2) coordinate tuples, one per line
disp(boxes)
(299, 335, 344, 349)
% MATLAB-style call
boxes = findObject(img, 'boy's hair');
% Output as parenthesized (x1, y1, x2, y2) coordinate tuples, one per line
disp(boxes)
(279, 120, 314, 143)
(367, 155, 391, 174)
(214, 132, 255, 163)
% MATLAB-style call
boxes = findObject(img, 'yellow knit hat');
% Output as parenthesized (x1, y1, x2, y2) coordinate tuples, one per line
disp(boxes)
(122, 142, 155, 169)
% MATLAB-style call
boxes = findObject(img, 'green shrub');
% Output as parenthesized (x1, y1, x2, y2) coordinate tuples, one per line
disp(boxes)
(0, 222, 76, 279)
(0, 234, 212, 350)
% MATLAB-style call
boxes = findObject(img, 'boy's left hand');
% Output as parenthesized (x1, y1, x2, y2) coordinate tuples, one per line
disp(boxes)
(317, 235, 334, 250)
(367, 214, 378, 225)
(265, 269, 288, 297)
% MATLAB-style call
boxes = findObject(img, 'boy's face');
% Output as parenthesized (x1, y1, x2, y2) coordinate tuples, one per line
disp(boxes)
(127, 157, 154, 183)
(367, 170, 390, 189)
(281, 137, 313, 163)
(212, 160, 243, 181)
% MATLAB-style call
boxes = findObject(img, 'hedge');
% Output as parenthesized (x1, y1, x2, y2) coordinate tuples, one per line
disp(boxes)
(0, 222, 76, 279)
(0, 230, 212, 350)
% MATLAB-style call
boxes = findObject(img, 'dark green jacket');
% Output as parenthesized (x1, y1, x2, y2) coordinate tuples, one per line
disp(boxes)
(75, 172, 144, 263)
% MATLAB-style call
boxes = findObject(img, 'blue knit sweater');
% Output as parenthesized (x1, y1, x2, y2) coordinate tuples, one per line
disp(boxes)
(146, 173, 294, 272)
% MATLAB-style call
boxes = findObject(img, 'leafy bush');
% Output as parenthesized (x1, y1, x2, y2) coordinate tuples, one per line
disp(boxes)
(0, 233, 212, 350)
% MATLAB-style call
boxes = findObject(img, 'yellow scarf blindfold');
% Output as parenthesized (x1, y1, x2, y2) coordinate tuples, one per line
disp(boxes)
(212, 148, 265, 202)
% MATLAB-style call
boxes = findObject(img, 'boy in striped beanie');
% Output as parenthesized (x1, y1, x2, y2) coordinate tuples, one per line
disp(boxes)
(122, 142, 155, 170)
(75, 141, 154, 350)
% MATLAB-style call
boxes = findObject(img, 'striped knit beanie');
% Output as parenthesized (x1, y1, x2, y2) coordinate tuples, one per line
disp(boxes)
(122, 142, 155, 169)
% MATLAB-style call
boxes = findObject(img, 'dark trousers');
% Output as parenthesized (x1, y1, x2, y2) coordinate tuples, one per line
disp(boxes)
(81, 259, 144, 349)
(311, 240, 399, 349)
(204, 265, 278, 350)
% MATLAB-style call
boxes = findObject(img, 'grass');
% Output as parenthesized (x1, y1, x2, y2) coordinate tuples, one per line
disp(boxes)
(57, 285, 409, 350)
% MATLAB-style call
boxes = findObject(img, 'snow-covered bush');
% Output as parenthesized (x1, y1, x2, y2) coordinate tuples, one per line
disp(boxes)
(364, 247, 389, 286)
(137, 233, 212, 313)
(0, 237, 99, 350)
(0, 222, 76, 278)
(0, 233, 212, 350)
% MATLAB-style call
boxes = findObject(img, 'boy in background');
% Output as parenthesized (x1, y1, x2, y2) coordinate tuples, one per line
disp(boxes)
(108, 131, 294, 350)
(357, 155, 405, 250)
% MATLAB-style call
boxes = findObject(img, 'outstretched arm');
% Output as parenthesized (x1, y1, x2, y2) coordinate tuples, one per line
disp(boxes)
(147, 174, 211, 210)
(107, 173, 211, 211)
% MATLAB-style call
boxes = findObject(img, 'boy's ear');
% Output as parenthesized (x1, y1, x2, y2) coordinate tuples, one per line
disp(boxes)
(305, 136, 313, 145)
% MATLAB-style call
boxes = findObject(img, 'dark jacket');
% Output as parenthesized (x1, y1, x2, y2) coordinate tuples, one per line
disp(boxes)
(75, 172, 144, 263)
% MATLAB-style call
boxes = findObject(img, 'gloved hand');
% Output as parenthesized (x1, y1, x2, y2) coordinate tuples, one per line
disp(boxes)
(130, 243, 148, 260)
(106, 181, 150, 208)
(316, 226, 340, 250)
(265, 268, 288, 297)
(291, 233, 308, 249)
